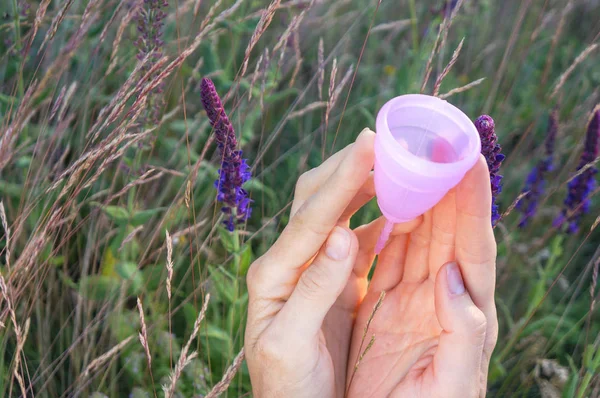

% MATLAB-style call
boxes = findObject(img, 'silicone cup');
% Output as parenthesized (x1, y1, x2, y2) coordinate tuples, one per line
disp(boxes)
(374, 94, 482, 254)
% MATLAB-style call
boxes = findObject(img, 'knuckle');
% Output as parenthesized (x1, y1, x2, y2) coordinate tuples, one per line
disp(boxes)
(246, 258, 265, 295)
(253, 331, 290, 366)
(295, 171, 313, 195)
(297, 266, 328, 299)
(467, 307, 488, 340)
(296, 265, 331, 300)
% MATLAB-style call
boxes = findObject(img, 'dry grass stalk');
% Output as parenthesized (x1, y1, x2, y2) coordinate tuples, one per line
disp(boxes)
(13, 318, 30, 398)
(433, 37, 465, 97)
(0, 202, 11, 270)
(325, 58, 338, 130)
(165, 231, 174, 301)
(29, 0, 53, 51)
(51, 80, 76, 122)
(107, 0, 143, 75)
(591, 257, 599, 313)
(289, 29, 302, 87)
(94, 55, 155, 139)
(241, 0, 282, 76)
(439, 77, 485, 99)
(260, 49, 271, 111)
(49, 86, 67, 121)
(40, 0, 76, 50)
(288, 101, 328, 119)
(184, 180, 192, 209)
(81, 132, 151, 191)
(317, 37, 324, 100)
(354, 335, 375, 371)
(372, 19, 411, 33)
(541, 1, 574, 84)
(34, 0, 101, 101)
(172, 220, 208, 240)
(80, 336, 134, 379)
(421, 21, 443, 93)
(193, 0, 204, 17)
(273, 10, 306, 53)
(330, 64, 354, 107)
(499, 191, 530, 223)
(438, 0, 465, 61)
(199, 0, 225, 31)
(137, 298, 152, 369)
(119, 226, 144, 252)
(0, 275, 28, 397)
(551, 43, 598, 99)
(0, 80, 38, 170)
(107, 169, 164, 203)
(204, 349, 246, 398)
(164, 293, 211, 398)
(50, 127, 150, 200)
(346, 290, 386, 395)
(96, 0, 127, 49)
(248, 52, 265, 100)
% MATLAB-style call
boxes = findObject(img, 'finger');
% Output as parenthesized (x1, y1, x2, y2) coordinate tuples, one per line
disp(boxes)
(428, 189, 457, 278)
(290, 128, 372, 216)
(273, 226, 359, 337)
(455, 156, 497, 308)
(261, 129, 375, 282)
(403, 210, 433, 283)
(433, 262, 486, 397)
(369, 233, 409, 292)
(339, 173, 375, 224)
(353, 216, 422, 279)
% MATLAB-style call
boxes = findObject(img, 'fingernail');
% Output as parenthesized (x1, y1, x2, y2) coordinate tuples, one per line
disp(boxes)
(325, 227, 351, 261)
(446, 262, 466, 296)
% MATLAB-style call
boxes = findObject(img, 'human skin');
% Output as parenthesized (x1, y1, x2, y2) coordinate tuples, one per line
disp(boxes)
(244, 128, 498, 397)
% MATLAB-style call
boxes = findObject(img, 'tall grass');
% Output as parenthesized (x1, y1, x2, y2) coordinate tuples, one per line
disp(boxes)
(0, 0, 599, 396)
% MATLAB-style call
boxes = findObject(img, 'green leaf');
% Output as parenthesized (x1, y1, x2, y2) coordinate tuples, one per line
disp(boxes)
(91, 203, 130, 225)
(239, 244, 253, 276)
(116, 262, 143, 294)
(130, 208, 165, 226)
(108, 310, 139, 343)
(562, 371, 579, 398)
(129, 387, 151, 398)
(217, 227, 237, 253)
(201, 324, 232, 343)
(78, 275, 119, 301)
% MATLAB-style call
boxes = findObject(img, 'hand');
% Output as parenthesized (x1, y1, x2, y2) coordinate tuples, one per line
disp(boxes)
(345, 156, 498, 398)
(245, 129, 390, 397)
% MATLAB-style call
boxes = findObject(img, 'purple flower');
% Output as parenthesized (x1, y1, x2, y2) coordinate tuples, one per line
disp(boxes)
(517, 109, 558, 227)
(200, 78, 253, 231)
(135, 0, 168, 124)
(475, 115, 505, 225)
(554, 107, 599, 233)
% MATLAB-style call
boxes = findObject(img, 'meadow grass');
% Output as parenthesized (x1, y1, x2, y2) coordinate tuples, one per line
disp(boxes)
(0, 0, 599, 396)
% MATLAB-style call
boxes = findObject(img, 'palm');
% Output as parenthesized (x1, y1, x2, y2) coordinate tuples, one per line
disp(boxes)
(348, 277, 443, 397)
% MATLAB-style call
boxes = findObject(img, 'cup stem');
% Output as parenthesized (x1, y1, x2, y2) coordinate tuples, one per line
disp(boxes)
(375, 219, 395, 255)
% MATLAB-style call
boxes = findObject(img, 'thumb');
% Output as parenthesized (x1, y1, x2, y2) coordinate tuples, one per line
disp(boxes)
(433, 262, 487, 397)
(273, 226, 358, 338)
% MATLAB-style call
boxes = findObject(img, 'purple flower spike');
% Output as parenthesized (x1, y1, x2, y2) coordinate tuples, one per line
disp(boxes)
(200, 78, 253, 232)
(475, 115, 505, 226)
(517, 109, 558, 227)
(554, 107, 600, 233)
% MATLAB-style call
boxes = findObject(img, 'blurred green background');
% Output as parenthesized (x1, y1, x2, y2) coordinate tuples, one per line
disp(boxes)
(0, 0, 599, 396)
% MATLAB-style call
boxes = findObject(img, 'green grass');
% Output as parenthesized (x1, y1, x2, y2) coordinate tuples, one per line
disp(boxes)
(0, 0, 599, 396)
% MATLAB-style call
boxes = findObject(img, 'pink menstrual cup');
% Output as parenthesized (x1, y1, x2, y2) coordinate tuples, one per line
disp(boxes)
(374, 94, 481, 254)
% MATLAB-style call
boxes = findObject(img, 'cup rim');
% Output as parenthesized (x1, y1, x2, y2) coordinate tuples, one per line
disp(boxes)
(375, 94, 481, 177)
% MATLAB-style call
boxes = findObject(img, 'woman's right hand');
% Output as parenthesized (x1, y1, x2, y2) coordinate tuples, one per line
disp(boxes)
(244, 130, 378, 397)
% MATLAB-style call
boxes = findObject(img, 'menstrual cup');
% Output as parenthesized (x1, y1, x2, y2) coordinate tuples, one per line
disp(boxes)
(374, 94, 481, 254)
